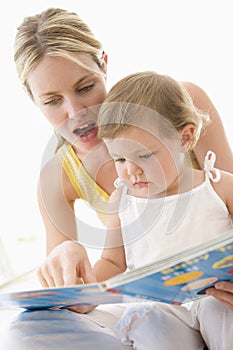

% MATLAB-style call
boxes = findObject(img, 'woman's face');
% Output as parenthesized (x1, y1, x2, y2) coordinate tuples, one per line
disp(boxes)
(27, 54, 107, 151)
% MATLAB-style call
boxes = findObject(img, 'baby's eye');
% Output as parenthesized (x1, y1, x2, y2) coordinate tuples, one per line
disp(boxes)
(139, 153, 153, 159)
(114, 158, 126, 163)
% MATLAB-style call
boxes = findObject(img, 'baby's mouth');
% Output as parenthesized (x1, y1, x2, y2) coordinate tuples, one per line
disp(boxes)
(73, 122, 97, 136)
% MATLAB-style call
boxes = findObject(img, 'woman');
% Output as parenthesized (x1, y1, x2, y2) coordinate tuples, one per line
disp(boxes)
(14, 7, 233, 310)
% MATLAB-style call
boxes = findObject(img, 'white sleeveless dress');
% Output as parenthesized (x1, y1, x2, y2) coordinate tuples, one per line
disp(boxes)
(114, 151, 233, 270)
(114, 151, 233, 350)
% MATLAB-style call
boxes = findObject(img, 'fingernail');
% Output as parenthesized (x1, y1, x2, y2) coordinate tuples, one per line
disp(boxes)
(215, 282, 223, 289)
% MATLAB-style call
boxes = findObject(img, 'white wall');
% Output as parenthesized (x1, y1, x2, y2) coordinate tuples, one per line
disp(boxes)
(1, 0, 232, 273)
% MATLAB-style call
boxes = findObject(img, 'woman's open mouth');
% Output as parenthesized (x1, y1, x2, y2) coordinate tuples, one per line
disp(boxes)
(73, 122, 98, 142)
(73, 122, 96, 136)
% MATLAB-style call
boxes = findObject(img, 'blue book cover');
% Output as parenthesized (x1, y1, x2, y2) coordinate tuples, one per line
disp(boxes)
(0, 229, 233, 310)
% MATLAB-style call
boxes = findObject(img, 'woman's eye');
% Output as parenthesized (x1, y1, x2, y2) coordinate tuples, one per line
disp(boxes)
(78, 83, 95, 94)
(139, 153, 153, 159)
(44, 97, 61, 106)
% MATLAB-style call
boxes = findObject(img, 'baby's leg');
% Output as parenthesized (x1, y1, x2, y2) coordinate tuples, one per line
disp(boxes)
(114, 302, 206, 350)
(195, 297, 233, 350)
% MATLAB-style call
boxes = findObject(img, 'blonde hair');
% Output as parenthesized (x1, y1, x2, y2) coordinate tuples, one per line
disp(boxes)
(98, 71, 209, 149)
(14, 7, 106, 99)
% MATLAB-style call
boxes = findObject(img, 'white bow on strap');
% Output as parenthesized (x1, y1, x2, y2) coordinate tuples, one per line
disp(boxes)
(204, 151, 221, 182)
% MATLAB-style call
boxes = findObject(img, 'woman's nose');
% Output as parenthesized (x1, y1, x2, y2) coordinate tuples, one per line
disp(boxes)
(66, 97, 87, 119)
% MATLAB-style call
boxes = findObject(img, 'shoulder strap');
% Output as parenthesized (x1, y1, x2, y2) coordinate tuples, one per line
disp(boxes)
(204, 151, 221, 183)
(114, 178, 129, 211)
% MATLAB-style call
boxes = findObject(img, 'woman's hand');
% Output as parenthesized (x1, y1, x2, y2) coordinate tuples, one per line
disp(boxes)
(37, 240, 98, 314)
(37, 240, 96, 287)
(206, 281, 233, 311)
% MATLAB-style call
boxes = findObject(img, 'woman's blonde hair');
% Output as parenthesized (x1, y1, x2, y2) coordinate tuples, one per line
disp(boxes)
(14, 7, 106, 100)
(98, 71, 209, 149)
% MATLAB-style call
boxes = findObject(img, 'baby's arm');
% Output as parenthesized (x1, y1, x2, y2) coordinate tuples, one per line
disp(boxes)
(93, 234, 126, 282)
(70, 190, 126, 314)
(69, 236, 126, 314)
(94, 190, 126, 281)
(93, 189, 127, 281)
(69, 190, 126, 314)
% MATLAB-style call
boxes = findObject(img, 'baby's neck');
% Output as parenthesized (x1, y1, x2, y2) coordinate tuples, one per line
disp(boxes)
(175, 167, 205, 195)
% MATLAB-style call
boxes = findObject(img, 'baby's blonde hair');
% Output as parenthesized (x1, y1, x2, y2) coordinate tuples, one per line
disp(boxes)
(98, 71, 209, 149)
(14, 7, 106, 100)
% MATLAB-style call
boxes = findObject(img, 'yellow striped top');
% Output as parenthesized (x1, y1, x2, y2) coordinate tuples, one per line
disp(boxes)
(57, 142, 110, 225)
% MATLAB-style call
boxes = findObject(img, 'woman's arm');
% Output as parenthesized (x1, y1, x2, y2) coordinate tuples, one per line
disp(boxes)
(182, 81, 233, 173)
(37, 156, 95, 287)
(37, 156, 78, 254)
(206, 171, 233, 309)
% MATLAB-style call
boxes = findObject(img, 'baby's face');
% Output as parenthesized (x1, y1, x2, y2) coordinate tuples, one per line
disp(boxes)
(105, 126, 184, 198)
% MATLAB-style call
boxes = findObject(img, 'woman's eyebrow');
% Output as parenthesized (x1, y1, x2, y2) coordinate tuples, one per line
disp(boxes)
(39, 74, 94, 97)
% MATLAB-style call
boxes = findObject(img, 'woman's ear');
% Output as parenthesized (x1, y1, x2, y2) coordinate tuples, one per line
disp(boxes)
(102, 51, 108, 74)
(180, 124, 196, 152)
(103, 51, 108, 64)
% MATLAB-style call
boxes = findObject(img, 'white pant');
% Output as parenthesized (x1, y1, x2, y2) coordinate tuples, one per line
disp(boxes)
(1, 304, 131, 350)
(114, 297, 233, 350)
(2, 298, 232, 349)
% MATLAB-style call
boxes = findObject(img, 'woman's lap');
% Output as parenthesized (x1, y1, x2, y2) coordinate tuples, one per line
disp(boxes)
(1, 304, 132, 350)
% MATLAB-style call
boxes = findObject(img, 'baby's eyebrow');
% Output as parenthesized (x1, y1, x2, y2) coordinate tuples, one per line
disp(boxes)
(110, 145, 153, 156)
(110, 153, 123, 158)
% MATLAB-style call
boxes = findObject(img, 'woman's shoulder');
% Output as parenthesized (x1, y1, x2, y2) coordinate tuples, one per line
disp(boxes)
(181, 81, 216, 113)
(40, 154, 62, 176)
(181, 81, 208, 103)
(181, 80, 203, 93)
(39, 154, 79, 200)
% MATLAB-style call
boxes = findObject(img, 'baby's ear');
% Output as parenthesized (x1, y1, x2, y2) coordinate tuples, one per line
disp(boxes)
(180, 124, 196, 152)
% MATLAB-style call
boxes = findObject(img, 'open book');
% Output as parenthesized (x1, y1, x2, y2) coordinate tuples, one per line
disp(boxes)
(0, 229, 233, 310)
